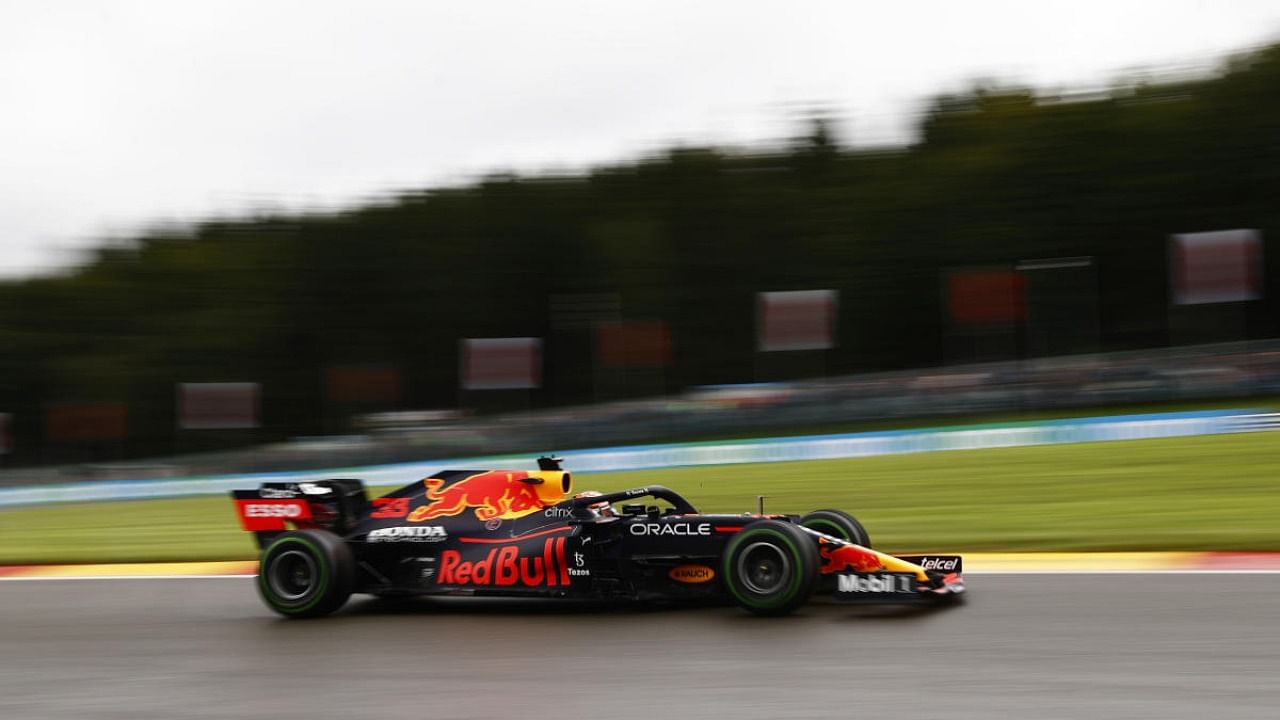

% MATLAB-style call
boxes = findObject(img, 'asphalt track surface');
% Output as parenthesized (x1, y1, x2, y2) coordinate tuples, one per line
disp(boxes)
(2, 574, 1278, 720)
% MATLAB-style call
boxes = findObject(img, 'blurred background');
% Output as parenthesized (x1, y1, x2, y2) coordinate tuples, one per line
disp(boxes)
(7, 9, 1280, 718)
(1, 2, 1279, 484)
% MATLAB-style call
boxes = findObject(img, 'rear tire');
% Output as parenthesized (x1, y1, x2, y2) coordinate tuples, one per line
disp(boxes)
(257, 530, 355, 618)
(799, 509, 871, 548)
(721, 520, 819, 616)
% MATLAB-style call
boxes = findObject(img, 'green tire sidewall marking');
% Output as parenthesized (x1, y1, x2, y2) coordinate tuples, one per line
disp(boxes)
(724, 527, 806, 611)
(802, 517, 848, 540)
(258, 535, 332, 614)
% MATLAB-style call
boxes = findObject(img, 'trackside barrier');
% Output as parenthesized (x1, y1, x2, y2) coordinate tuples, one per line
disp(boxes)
(0, 410, 1274, 508)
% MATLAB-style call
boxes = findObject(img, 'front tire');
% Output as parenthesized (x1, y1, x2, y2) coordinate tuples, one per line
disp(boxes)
(799, 509, 871, 548)
(721, 520, 819, 616)
(800, 509, 871, 594)
(257, 530, 355, 618)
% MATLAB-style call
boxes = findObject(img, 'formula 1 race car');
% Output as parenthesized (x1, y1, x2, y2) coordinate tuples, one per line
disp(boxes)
(231, 457, 965, 617)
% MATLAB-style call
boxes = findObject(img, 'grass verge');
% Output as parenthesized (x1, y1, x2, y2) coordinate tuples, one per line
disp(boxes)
(1, 431, 1277, 563)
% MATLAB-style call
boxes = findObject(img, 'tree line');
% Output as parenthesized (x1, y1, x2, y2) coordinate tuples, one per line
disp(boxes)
(2, 44, 1278, 463)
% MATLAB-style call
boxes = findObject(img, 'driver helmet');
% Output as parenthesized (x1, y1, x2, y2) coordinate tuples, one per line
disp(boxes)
(574, 490, 615, 517)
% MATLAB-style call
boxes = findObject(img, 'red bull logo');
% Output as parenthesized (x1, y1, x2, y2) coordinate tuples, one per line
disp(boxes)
(820, 541, 884, 574)
(437, 537, 571, 587)
(408, 471, 571, 522)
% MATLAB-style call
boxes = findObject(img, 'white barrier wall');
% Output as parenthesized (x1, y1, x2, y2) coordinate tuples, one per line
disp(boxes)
(0, 410, 1274, 508)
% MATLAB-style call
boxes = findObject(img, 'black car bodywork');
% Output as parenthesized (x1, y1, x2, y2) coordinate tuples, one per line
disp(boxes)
(231, 458, 965, 617)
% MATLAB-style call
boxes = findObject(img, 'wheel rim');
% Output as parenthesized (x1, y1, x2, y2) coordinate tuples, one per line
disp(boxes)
(737, 541, 791, 595)
(267, 549, 318, 602)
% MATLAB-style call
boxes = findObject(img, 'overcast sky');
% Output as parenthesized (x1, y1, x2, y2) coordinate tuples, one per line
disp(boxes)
(3, 1, 1279, 278)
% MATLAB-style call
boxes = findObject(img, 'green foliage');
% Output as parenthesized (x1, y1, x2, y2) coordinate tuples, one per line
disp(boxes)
(1, 45, 1279, 460)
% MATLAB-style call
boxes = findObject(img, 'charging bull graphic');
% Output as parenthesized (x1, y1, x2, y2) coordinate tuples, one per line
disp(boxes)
(408, 470, 572, 522)
(818, 539, 932, 580)
(819, 541, 885, 574)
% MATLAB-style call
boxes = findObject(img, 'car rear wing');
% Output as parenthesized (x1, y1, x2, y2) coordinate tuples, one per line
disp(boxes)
(230, 479, 369, 548)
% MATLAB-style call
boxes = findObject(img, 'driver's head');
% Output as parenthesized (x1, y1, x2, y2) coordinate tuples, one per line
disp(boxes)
(574, 490, 614, 517)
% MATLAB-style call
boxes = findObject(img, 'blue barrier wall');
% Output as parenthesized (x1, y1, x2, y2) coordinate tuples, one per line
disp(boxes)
(0, 409, 1273, 508)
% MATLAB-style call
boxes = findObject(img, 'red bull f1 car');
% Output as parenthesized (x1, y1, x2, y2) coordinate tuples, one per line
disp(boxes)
(231, 457, 965, 617)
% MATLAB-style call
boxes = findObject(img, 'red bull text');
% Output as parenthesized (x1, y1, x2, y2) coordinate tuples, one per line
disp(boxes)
(437, 537, 571, 587)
